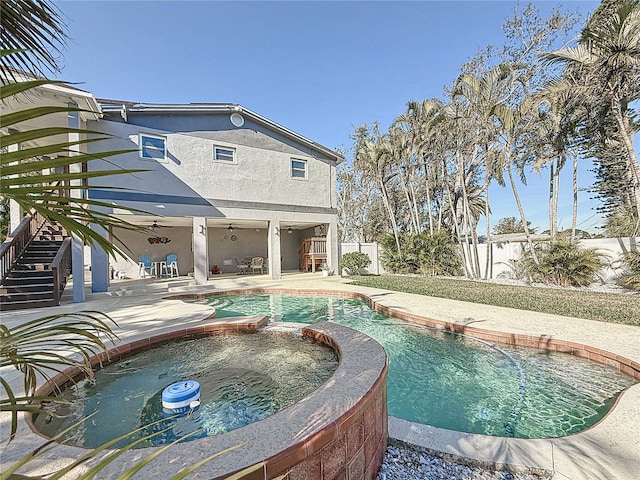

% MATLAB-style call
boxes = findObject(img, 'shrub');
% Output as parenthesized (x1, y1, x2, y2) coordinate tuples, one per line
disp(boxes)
(379, 231, 462, 276)
(620, 250, 640, 291)
(339, 251, 372, 275)
(514, 240, 607, 287)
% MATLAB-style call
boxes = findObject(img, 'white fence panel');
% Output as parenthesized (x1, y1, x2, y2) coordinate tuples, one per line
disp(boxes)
(341, 237, 638, 281)
(339, 242, 386, 275)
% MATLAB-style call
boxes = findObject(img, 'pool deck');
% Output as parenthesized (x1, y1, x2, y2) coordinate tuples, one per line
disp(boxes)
(1, 272, 639, 479)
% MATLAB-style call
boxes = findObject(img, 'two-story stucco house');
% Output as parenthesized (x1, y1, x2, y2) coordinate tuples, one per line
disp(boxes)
(86, 101, 343, 289)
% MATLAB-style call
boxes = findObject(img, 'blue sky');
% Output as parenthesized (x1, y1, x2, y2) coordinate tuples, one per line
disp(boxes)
(55, 0, 619, 233)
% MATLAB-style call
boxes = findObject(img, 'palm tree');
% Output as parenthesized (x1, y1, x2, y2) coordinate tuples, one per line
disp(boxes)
(542, 0, 640, 232)
(492, 101, 540, 263)
(453, 64, 514, 277)
(530, 84, 584, 240)
(1, 73, 147, 256)
(355, 135, 402, 256)
(392, 99, 444, 235)
(0, 0, 67, 82)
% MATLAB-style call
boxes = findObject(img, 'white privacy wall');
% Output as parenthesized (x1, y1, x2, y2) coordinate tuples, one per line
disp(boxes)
(341, 237, 639, 281)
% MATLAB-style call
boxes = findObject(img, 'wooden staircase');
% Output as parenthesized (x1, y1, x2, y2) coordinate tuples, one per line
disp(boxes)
(0, 214, 72, 311)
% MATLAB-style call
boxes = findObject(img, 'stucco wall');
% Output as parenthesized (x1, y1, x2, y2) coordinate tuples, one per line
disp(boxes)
(86, 117, 336, 211)
(346, 237, 639, 282)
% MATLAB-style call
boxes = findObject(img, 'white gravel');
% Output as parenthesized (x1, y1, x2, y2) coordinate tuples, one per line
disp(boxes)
(378, 440, 546, 480)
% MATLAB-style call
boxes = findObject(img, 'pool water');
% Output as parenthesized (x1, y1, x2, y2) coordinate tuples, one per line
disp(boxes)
(33, 333, 338, 448)
(204, 294, 637, 438)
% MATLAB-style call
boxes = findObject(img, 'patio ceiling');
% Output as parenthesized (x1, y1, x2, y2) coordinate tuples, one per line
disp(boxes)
(113, 215, 322, 232)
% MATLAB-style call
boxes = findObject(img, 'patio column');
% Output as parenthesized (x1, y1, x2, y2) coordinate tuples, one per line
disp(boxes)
(71, 235, 85, 302)
(7, 130, 22, 233)
(192, 217, 208, 285)
(268, 221, 281, 280)
(326, 220, 338, 274)
(68, 105, 85, 302)
(90, 224, 109, 292)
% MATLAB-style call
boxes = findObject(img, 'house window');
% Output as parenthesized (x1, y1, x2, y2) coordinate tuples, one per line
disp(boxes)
(214, 146, 236, 163)
(139, 133, 166, 160)
(291, 159, 307, 179)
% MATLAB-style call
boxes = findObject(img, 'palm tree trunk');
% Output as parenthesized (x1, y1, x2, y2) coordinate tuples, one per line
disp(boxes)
(379, 178, 402, 258)
(423, 162, 435, 235)
(443, 160, 471, 277)
(549, 161, 556, 238)
(571, 151, 578, 241)
(507, 163, 539, 264)
(409, 180, 422, 234)
(483, 175, 492, 279)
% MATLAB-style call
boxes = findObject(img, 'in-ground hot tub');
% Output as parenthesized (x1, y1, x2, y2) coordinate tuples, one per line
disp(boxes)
(27, 319, 388, 479)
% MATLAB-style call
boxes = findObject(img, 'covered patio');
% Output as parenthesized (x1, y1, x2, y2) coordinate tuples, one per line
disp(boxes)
(104, 216, 333, 283)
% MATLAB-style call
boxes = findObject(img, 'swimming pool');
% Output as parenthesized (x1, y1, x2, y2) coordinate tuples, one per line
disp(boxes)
(200, 293, 636, 438)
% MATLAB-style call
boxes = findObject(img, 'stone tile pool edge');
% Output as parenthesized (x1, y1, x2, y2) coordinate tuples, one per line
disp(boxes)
(167, 286, 640, 480)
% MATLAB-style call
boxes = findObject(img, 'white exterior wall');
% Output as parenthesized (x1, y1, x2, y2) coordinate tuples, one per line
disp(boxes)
(352, 238, 639, 282)
(88, 111, 340, 282)
(87, 120, 335, 209)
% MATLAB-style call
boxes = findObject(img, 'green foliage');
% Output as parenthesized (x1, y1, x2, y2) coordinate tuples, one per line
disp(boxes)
(513, 240, 607, 287)
(0, 312, 118, 441)
(339, 251, 371, 275)
(604, 205, 640, 237)
(380, 231, 463, 276)
(492, 216, 537, 235)
(620, 250, 640, 291)
(0, 69, 149, 257)
(349, 274, 640, 325)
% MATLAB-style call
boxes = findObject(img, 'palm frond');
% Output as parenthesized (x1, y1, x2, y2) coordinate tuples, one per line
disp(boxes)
(0, 0, 67, 82)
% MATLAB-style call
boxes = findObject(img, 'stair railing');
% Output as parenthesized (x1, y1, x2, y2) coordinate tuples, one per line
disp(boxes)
(0, 211, 47, 283)
(51, 238, 72, 305)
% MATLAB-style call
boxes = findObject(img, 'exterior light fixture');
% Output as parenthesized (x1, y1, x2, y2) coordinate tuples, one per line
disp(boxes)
(200, 225, 206, 235)
(287, 227, 293, 234)
(227, 224, 234, 233)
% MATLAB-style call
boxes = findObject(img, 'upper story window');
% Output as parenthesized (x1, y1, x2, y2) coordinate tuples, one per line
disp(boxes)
(214, 146, 236, 163)
(291, 158, 307, 180)
(139, 133, 166, 160)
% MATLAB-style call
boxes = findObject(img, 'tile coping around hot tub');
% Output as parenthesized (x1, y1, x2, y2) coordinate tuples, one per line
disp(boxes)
(25, 318, 389, 480)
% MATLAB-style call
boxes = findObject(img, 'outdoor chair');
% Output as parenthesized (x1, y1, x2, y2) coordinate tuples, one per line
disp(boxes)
(138, 255, 156, 278)
(250, 257, 264, 274)
(234, 257, 249, 275)
(161, 253, 179, 277)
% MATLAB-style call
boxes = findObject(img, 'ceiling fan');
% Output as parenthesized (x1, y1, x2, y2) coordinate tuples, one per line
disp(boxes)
(146, 220, 172, 232)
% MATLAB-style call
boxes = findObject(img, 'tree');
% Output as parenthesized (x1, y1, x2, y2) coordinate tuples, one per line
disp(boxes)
(492, 216, 537, 235)
(542, 0, 640, 234)
(353, 124, 403, 256)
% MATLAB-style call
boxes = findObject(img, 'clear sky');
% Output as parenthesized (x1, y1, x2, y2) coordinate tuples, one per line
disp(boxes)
(55, 0, 619, 234)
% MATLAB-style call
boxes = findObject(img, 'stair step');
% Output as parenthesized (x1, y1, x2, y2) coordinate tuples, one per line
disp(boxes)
(15, 264, 51, 271)
(1, 282, 55, 294)
(34, 235, 66, 242)
(27, 245, 62, 251)
(3, 270, 54, 280)
(19, 257, 57, 264)
(0, 298, 57, 311)
(1, 219, 70, 311)
(0, 291, 55, 303)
